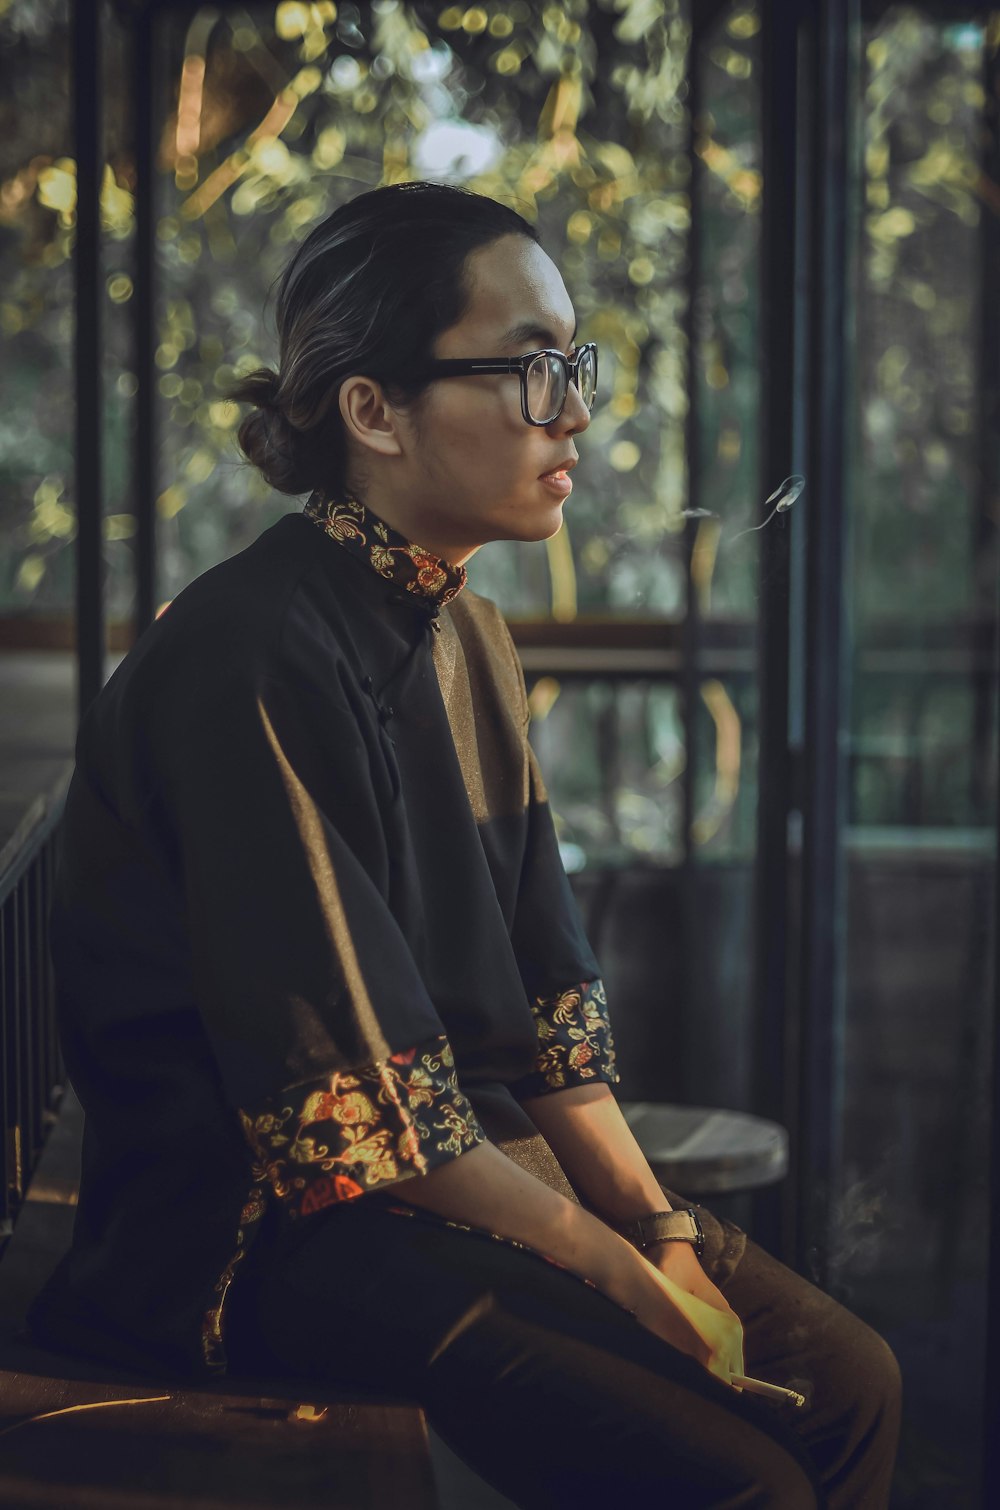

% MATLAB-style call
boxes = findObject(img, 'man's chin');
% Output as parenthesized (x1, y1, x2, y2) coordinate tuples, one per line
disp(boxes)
(500, 508, 568, 546)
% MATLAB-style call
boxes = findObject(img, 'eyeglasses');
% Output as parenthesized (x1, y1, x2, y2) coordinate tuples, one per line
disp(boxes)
(413, 341, 599, 426)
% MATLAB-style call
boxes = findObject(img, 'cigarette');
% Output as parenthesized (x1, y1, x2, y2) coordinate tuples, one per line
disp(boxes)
(729, 1374, 806, 1408)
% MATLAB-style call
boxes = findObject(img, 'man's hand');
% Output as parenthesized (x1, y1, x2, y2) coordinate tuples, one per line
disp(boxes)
(639, 1238, 746, 1383)
(621, 1239, 746, 1382)
(512, 1083, 746, 1382)
(644, 1237, 733, 1314)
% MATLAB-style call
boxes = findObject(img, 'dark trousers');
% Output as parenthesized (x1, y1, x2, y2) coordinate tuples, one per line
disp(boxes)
(224, 1189, 902, 1510)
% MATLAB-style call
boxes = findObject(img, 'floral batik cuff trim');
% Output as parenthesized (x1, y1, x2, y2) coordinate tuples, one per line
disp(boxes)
(507, 978, 621, 1097)
(238, 1033, 486, 1220)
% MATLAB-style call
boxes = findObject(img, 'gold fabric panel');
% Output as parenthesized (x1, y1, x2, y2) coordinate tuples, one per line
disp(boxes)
(494, 1131, 581, 1206)
(432, 593, 529, 824)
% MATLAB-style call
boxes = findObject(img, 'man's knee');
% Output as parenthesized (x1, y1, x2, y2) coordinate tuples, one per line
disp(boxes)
(728, 1413, 826, 1509)
(721, 1457, 821, 1510)
(851, 1325, 903, 1437)
(511, 1450, 821, 1510)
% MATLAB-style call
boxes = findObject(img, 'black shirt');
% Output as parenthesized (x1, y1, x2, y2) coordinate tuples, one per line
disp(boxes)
(29, 491, 620, 1377)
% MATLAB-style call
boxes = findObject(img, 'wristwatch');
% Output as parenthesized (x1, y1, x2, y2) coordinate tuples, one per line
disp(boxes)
(616, 1207, 705, 1257)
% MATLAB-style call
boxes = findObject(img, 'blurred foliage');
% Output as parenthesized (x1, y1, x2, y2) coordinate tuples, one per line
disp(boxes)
(846, 7, 999, 837)
(854, 7, 993, 626)
(0, 0, 762, 627)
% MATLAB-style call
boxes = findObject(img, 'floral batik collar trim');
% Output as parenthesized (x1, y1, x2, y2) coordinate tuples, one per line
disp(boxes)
(303, 489, 468, 609)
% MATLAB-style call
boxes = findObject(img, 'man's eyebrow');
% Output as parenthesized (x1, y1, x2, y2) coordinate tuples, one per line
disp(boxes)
(498, 318, 579, 351)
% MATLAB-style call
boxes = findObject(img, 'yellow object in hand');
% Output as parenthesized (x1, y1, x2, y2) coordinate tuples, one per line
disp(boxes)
(642, 1260, 746, 1383)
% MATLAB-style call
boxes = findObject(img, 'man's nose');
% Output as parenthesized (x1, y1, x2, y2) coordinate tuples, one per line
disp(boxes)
(555, 380, 591, 433)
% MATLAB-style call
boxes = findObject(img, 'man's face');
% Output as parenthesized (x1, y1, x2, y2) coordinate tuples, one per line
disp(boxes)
(347, 233, 592, 564)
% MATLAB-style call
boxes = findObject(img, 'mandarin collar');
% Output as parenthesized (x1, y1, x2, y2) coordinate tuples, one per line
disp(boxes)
(303, 489, 468, 610)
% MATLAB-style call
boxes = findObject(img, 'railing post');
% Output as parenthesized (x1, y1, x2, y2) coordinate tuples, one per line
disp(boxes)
(1, 805, 70, 1243)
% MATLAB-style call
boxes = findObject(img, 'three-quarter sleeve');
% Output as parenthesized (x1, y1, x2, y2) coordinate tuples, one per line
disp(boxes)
(506, 975, 619, 1098)
(238, 1035, 482, 1217)
(146, 654, 486, 1218)
(500, 632, 621, 1099)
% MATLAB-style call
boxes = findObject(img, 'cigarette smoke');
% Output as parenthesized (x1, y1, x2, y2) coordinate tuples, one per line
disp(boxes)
(824, 1143, 904, 1304)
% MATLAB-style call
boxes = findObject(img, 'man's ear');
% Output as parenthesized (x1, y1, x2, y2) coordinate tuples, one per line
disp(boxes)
(338, 375, 404, 460)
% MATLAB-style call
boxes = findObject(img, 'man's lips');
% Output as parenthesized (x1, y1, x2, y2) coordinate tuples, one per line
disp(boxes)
(539, 469, 574, 495)
(539, 459, 578, 480)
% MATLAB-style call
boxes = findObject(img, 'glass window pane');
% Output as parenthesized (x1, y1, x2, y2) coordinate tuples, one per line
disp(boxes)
(526, 678, 686, 869)
(0, 0, 74, 622)
(838, 9, 997, 1498)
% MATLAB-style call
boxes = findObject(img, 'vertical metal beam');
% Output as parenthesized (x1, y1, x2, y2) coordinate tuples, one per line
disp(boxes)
(676, 0, 711, 1092)
(751, 0, 804, 1266)
(681, 2, 705, 873)
(134, 0, 158, 639)
(72, 0, 106, 712)
(793, 0, 857, 1289)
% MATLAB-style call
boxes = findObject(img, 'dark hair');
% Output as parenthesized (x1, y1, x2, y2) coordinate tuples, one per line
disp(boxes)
(225, 181, 542, 498)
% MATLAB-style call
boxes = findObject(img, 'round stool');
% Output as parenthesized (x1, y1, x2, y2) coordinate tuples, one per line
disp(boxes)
(618, 1101, 788, 1196)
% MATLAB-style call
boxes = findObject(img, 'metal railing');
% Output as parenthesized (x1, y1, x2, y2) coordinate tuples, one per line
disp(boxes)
(0, 796, 66, 1246)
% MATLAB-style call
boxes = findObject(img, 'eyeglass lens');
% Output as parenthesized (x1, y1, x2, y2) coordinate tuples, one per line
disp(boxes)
(526, 347, 597, 423)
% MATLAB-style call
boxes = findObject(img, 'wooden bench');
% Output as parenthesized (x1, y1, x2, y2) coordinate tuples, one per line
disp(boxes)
(0, 1085, 439, 1509)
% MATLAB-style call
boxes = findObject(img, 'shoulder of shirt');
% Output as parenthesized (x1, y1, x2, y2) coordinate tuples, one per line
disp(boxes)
(450, 581, 522, 657)
(446, 583, 528, 727)
(447, 580, 511, 637)
(100, 513, 356, 716)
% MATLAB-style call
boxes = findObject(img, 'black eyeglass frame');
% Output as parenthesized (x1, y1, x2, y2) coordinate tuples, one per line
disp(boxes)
(412, 341, 599, 427)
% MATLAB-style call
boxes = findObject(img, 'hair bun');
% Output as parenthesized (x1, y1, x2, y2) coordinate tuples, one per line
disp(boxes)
(228, 366, 281, 413)
(228, 364, 320, 494)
